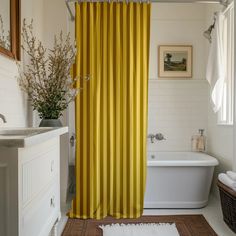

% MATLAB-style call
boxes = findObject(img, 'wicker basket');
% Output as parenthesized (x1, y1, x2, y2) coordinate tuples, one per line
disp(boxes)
(217, 180, 236, 233)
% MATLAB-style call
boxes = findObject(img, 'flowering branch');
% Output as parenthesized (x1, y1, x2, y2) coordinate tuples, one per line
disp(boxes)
(0, 15, 10, 50)
(18, 19, 83, 119)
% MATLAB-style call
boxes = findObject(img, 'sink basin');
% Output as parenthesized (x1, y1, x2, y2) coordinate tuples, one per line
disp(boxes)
(0, 127, 68, 147)
(0, 128, 53, 137)
(0, 128, 52, 136)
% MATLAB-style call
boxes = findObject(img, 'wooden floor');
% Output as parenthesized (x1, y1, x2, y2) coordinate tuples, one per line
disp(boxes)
(62, 214, 217, 236)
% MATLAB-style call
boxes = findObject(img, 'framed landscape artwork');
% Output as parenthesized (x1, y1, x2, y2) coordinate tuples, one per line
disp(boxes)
(158, 45, 193, 79)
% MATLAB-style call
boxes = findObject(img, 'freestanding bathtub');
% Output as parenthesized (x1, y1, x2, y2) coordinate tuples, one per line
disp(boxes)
(144, 152, 219, 209)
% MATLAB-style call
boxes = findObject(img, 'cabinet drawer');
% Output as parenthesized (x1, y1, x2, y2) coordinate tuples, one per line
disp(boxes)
(21, 145, 59, 206)
(21, 179, 60, 236)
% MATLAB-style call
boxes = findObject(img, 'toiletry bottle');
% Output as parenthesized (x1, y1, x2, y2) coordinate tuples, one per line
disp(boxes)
(197, 129, 206, 152)
(191, 134, 199, 152)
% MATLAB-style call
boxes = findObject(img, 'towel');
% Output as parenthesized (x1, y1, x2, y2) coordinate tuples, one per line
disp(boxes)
(218, 173, 236, 191)
(206, 12, 226, 113)
(227, 171, 236, 181)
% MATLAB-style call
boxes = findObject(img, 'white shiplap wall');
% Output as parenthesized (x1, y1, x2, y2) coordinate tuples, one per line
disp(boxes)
(147, 4, 209, 152)
(0, 0, 44, 128)
(149, 3, 207, 80)
(148, 79, 209, 151)
(0, 56, 27, 127)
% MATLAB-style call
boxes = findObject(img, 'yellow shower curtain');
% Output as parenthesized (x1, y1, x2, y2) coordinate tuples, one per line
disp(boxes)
(69, 1, 151, 219)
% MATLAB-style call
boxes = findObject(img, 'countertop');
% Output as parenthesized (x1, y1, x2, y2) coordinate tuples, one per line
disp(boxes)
(0, 127, 68, 148)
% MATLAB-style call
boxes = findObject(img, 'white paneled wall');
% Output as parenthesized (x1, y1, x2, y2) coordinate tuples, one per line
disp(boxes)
(148, 3, 209, 152)
(148, 79, 208, 151)
(0, 56, 27, 127)
(149, 3, 207, 80)
(0, 0, 44, 128)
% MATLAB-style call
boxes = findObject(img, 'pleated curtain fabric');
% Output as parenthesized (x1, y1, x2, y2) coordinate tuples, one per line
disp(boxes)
(69, 1, 151, 219)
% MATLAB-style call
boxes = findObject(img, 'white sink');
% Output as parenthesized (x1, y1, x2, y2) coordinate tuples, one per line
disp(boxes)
(0, 127, 68, 147)
(0, 128, 52, 136)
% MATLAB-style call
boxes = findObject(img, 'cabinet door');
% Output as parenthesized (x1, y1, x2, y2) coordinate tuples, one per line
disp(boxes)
(21, 179, 60, 236)
(19, 138, 59, 207)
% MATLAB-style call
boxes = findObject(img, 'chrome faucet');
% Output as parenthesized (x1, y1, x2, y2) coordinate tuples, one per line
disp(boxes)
(0, 114, 6, 123)
(155, 133, 166, 141)
(148, 133, 166, 143)
(148, 134, 156, 143)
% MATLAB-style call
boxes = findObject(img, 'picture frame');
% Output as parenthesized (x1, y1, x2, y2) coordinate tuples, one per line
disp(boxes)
(0, 0, 21, 60)
(158, 45, 193, 79)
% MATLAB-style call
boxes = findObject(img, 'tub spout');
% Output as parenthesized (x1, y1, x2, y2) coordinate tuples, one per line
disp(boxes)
(0, 114, 6, 123)
(148, 134, 155, 143)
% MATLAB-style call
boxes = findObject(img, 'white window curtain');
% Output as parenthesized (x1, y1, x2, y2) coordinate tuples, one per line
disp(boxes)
(206, 12, 226, 113)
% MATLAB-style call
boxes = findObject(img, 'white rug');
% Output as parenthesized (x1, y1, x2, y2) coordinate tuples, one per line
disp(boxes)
(99, 223, 180, 236)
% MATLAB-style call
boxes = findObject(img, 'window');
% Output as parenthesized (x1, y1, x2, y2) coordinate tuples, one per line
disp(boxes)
(218, 4, 234, 125)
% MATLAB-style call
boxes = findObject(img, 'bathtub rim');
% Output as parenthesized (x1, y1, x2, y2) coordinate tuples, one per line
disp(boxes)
(147, 151, 219, 167)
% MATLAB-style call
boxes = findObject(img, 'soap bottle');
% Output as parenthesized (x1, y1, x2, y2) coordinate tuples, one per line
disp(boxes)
(197, 129, 206, 152)
(191, 129, 206, 152)
(191, 134, 199, 152)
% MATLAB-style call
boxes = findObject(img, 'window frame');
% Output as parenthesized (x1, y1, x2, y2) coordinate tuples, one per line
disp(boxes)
(218, 4, 234, 126)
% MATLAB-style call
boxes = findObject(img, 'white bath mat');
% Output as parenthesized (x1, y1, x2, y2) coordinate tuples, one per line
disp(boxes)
(99, 223, 180, 236)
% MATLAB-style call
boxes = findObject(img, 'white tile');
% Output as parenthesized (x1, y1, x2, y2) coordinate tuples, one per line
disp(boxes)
(0, 56, 27, 127)
(148, 80, 208, 151)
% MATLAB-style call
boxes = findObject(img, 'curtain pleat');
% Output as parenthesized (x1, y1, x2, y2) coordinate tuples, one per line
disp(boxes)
(69, 1, 151, 219)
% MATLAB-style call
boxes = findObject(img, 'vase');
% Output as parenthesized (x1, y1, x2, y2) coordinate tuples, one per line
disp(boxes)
(39, 119, 62, 127)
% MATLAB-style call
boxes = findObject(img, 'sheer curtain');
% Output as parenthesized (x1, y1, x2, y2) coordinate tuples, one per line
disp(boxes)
(206, 12, 226, 113)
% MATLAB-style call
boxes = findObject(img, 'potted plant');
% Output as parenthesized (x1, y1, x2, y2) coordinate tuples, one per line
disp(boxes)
(17, 20, 79, 127)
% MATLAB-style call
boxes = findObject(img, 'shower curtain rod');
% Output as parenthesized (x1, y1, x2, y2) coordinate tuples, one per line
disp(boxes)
(65, 0, 229, 21)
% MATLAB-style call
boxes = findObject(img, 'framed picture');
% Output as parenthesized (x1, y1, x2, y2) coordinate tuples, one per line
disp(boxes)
(158, 45, 193, 78)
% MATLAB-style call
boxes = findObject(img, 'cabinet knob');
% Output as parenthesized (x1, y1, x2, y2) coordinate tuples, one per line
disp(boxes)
(70, 133, 76, 147)
(50, 196, 55, 208)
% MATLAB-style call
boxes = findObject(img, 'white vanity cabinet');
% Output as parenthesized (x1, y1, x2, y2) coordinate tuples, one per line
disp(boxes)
(0, 127, 68, 236)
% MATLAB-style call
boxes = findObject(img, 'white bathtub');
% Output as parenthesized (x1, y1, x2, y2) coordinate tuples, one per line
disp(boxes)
(144, 152, 219, 209)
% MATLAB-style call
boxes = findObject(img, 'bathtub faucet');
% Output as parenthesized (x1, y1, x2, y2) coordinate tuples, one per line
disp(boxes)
(148, 133, 166, 143)
(148, 134, 156, 143)
(0, 113, 6, 123)
(155, 133, 166, 141)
